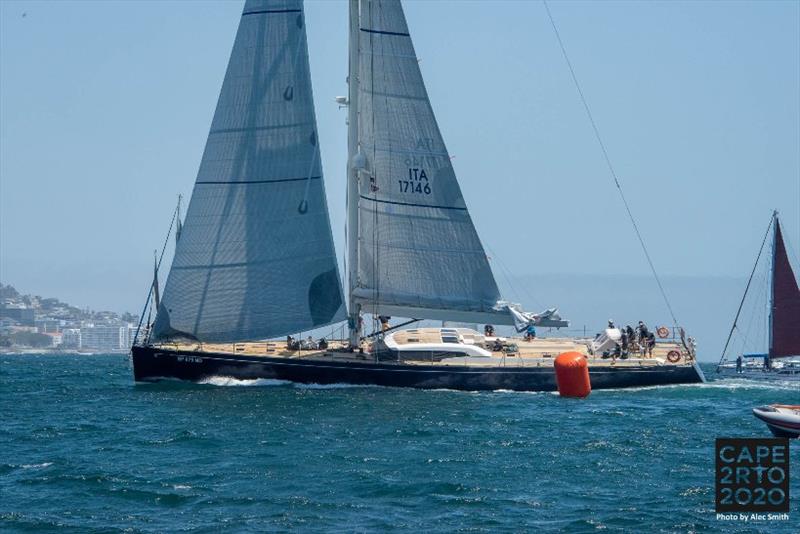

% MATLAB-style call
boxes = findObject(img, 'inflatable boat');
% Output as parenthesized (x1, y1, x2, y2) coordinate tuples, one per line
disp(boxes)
(752, 404, 800, 438)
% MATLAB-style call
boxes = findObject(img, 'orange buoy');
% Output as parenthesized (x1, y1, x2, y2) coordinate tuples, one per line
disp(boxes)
(554, 351, 591, 398)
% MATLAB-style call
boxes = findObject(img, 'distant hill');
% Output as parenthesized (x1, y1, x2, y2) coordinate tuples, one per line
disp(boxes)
(0, 283, 137, 324)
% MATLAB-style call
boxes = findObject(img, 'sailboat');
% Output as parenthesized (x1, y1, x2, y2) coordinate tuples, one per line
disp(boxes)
(131, 0, 705, 391)
(717, 212, 800, 381)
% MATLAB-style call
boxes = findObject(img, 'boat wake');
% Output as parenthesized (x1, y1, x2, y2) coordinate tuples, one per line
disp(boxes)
(198, 377, 291, 387)
(293, 382, 371, 390)
(591, 378, 798, 393)
(197, 376, 377, 390)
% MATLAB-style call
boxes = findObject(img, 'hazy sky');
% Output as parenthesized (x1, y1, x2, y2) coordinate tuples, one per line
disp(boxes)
(1, 0, 799, 328)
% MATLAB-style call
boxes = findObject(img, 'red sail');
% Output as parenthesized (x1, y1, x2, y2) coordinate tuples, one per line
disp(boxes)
(770, 219, 800, 358)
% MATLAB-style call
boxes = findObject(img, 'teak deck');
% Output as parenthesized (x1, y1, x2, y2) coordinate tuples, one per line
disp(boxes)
(152, 337, 694, 369)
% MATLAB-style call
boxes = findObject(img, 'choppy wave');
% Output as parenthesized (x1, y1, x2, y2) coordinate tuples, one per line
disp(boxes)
(4, 353, 799, 533)
(17, 462, 53, 470)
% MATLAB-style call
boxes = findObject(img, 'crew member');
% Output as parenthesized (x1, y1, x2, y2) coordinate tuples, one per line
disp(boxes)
(646, 331, 656, 357)
(379, 315, 391, 332)
(637, 321, 650, 341)
(625, 325, 635, 341)
(525, 324, 536, 341)
(620, 329, 629, 355)
(736, 354, 743, 373)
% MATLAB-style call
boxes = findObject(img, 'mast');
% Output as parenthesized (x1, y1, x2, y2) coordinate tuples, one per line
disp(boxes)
(768, 211, 777, 356)
(347, 0, 361, 347)
(175, 194, 182, 245)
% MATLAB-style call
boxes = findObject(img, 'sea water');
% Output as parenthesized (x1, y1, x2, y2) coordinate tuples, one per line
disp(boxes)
(1, 355, 797, 532)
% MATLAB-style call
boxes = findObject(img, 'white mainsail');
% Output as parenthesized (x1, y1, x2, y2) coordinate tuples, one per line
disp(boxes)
(351, 0, 503, 324)
(153, 0, 345, 342)
(349, 0, 565, 329)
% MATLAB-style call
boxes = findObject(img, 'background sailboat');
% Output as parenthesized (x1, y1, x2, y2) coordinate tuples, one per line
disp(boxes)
(717, 211, 800, 380)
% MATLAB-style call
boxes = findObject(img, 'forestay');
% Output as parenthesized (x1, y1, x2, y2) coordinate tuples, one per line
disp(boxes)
(153, 0, 344, 342)
(353, 0, 503, 323)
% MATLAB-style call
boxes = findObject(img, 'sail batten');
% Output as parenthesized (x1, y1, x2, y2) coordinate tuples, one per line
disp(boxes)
(152, 0, 345, 343)
(355, 0, 502, 322)
(770, 219, 800, 358)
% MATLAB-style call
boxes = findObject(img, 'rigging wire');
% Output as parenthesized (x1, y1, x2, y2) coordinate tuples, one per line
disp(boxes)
(132, 199, 180, 347)
(716, 212, 775, 370)
(483, 242, 544, 309)
(735, 265, 767, 358)
(542, 0, 678, 326)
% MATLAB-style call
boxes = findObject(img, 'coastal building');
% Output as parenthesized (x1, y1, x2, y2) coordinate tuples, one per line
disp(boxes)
(0, 306, 35, 326)
(61, 328, 81, 349)
(42, 332, 63, 347)
(124, 325, 139, 348)
(35, 319, 62, 333)
(80, 326, 126, 352)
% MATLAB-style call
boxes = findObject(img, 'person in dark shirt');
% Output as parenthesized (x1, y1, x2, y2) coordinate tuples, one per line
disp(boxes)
(736, 354, 743, 373)
(637, 321, 650, 342)
(625, 325, 635, 340)
(646, 331, 656, 356)
(620, 329, 629, 356)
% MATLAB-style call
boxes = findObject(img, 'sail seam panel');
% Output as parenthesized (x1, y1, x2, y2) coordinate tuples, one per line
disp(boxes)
(359, 195, 467, 211)
(209, 122, 313, 134)
(360, 27, 410, 36)
(243, 9, 302, 16)
(196, 176, 321, 185)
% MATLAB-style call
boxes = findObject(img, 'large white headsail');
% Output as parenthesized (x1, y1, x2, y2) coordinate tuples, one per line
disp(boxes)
(153, 0, 345, 342)
(352, 0, 504, 324)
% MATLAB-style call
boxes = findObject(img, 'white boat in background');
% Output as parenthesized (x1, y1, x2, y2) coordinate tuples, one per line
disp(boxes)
(752, 405, 800, 438)
(717, 212, 800, 382)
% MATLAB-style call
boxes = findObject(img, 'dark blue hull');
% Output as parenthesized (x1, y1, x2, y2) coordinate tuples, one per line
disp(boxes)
(131, 345, 705, 391)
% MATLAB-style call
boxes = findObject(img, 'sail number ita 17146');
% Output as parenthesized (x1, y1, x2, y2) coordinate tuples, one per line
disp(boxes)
(399, 168, 431, 195)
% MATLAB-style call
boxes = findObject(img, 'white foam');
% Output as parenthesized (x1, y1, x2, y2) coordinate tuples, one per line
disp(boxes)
(293, 382, 369, 390)
(198, 376, 291, 387)
(20, 462, 53, 469)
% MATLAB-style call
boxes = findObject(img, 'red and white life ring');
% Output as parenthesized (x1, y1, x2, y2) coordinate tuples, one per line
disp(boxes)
(657, 326, 670, 339)
(666, 350, 681, 363)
